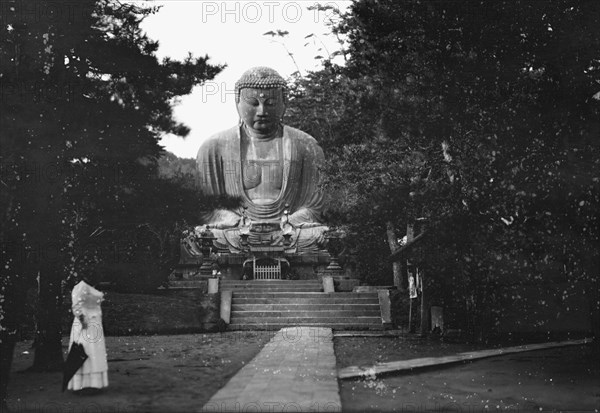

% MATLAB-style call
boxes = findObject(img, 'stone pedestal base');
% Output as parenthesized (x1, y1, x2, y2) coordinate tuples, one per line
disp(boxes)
(316, 257, 359, 291)
(334, 278, 360, 292)
(172, 250, 343, 283)
(210, 251, 332, 280)
(199, 261, 214, 277)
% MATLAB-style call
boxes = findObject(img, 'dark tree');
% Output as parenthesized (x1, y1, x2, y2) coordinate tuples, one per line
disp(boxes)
(286, 0, 600, 338)
(1, 0, 223, 403)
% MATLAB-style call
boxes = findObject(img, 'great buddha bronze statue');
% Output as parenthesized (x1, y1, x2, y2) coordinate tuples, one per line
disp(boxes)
(195, 67, 328, 253)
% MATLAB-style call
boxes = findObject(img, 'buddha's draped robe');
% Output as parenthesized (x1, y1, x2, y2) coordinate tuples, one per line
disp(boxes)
(196, 125, 328, 252)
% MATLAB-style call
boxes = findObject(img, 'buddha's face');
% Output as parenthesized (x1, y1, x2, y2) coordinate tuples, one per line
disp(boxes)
(237, 88, 286, 135)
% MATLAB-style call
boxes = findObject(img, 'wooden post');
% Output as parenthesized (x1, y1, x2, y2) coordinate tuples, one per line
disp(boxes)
(408, 297, 413, 333)
(419, 270, 428, 335)
(394, 259, 403, 290)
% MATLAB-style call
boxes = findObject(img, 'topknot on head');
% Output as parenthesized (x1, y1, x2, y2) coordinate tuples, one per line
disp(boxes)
(235, 67, 287, 102)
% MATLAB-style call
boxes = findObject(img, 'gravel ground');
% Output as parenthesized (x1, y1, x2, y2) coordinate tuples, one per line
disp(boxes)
(334, 336, 490, 369)
(6, 332, 273, 413)
(335, 338, 599, 412)
(6, 333, 598, 413)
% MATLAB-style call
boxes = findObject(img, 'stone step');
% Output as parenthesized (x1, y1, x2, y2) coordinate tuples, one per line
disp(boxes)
(232, 309, 381, 318)
(220, 281, 322, 292)
(222, 286, 323, 291)
(233, 297, 380, 305)
(226, 287, 384, 331)
(227, 323, 385, 331)
(221, 280, 321, 284)
(231, 292, 378, 298)
(229, 316, 382, 324)
(220, 281, 324, 284)
(232, 303, 381, 311)
(222, 281, 321, 284)
(219, 281, 323, 288)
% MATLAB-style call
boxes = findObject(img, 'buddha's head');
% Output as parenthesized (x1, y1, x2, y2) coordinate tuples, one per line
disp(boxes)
(235, 67, 287, 137)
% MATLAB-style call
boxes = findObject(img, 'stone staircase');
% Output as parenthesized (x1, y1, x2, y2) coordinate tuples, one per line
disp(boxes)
(221, 280, 385, 330)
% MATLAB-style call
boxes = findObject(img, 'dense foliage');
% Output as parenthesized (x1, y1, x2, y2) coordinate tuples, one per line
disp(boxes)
(286, 0, 599, 336)
(1, 0, 222, 400)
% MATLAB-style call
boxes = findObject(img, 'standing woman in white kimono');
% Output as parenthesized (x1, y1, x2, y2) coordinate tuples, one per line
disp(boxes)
(67, 280, 109, 392)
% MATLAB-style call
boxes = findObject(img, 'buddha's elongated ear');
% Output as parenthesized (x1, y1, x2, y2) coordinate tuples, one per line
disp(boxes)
(280, 88, 287, 121)
(282, 87, 288, 105)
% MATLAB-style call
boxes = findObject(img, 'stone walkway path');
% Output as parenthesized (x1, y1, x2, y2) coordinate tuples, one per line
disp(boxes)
(200, 327, 341, 412)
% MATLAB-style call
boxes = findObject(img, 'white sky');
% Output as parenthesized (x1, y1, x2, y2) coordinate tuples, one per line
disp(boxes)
(140, 0, 351, 158)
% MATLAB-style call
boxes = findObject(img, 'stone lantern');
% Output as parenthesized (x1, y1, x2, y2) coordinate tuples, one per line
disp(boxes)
(199, 226, 218, 277)
(322, 229, 345, 278)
